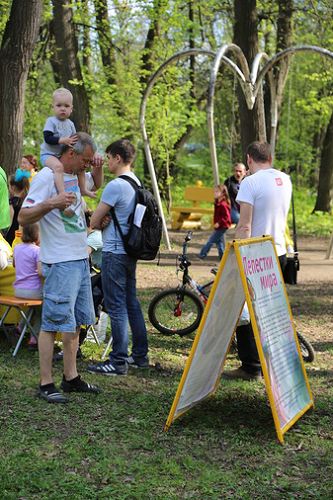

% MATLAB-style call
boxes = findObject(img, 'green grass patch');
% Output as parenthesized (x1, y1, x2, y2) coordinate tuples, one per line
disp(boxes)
(0, 280, 332, 498)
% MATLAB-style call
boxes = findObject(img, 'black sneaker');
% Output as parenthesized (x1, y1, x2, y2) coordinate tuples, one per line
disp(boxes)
(53, 348, 83, 362)
(87, 360, 128, 376)
(60, 375, 101, 393)
(38, 384, 69, 404)
(126, 356, 149, 369)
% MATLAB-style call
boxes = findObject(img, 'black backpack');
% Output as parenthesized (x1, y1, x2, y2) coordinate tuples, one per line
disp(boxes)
(110, 175, 162, 260)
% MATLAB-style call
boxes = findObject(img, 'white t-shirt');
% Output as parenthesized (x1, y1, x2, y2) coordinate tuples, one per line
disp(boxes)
(22, 168, 88, 264)
(236, 168, 292, 256)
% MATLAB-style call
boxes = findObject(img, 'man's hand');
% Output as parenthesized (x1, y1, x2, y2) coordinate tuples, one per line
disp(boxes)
(214, 222, 219, 229)
(100, 215, 111, 229)
(59, 135, 78, 146)
(50, 192, 76, 211)
(92, 152, 104, 168)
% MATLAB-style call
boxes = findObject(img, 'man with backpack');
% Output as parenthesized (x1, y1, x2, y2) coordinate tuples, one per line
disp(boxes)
(88, 139, 149, 376)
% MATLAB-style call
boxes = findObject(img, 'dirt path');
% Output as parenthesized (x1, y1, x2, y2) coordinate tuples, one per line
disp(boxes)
(137, 230, 332, 372)
(137, 230, 333, 288)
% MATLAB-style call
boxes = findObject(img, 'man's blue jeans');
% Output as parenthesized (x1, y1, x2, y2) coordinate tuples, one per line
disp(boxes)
(199, 228, 227, 260)
(231, 207, 240, 224)
(101, 252, 148, 365)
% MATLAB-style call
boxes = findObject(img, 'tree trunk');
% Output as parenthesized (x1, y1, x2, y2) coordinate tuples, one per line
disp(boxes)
(50, 0, 90, 132)
(93, 0, 117, 86)
(0, 0, 42, 175)
(233, 0, 266, 159)
(313, 111, 333, 212)
(266, 0, 293, 143)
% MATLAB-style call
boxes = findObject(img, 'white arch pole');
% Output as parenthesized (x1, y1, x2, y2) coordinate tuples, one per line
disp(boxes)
(254, 45, 333, 156)
(208, 44, 333, 182)
(207, 43, 252, 185)
(139, 49, 215, 249)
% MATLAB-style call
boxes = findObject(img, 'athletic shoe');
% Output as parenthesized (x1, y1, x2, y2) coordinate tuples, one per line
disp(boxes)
(38, 385, 69, 404)
(60, 375, 101, 393)
(222, 367, 262, 381)
(87, 360, 128, 376)
(53, 348, 83, 362)
(126, 355, 149, 369)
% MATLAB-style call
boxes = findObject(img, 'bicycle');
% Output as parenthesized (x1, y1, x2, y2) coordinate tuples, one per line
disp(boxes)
(148, 231, 315, 363)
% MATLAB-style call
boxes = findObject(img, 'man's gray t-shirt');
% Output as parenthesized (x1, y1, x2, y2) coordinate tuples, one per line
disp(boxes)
(101, 172, 141, 254)
(22, 168, 88, 264)
(40, 116, 76, 157)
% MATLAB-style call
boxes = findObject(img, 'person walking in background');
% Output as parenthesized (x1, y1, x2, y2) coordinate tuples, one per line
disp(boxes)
(88, 139, 149, 376)
(13, 223, 43, 349)
(224, 162, 247, 224)
(224, 141, 292, 381)
(40, 88, 95, 217)
(19, 132, 101, 403)
(199, 184, 231, 260)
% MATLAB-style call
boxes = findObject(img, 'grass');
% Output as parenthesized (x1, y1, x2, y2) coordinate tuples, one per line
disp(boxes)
(0, 278, 332, 499)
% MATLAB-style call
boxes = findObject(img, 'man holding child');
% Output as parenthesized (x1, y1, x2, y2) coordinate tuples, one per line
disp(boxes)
(19, 132, 102, 403)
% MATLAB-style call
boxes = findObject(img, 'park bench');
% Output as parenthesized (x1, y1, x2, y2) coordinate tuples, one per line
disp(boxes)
(0, 295, 42, 357)
(171, 184, 214, 230)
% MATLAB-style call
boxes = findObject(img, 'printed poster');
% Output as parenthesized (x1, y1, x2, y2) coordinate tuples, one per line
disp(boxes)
(165, 244, 245, 427)
(236, 238, 313, 437)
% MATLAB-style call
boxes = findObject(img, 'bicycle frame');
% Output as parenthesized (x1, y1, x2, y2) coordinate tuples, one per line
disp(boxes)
(176, 231, 214, 305)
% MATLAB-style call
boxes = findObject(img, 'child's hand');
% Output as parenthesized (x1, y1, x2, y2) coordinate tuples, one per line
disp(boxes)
(59, 134, 78, 146)
(82, 189, 97, 199)
(214, 222, 219, 229)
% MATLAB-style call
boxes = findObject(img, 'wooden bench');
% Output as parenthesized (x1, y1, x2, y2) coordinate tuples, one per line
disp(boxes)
(171, 185, 214, 230)
(0, 295, 42, 357)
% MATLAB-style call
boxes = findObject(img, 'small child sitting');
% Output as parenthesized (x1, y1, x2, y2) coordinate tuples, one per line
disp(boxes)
(13, 223, 43, 349)
(199, 184, 231, 260)
(40, 87, 95, 216)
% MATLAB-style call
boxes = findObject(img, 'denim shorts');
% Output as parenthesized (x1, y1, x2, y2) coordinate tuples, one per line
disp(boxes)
(41, 259, 95, 333)
(40, 153, 59, 167)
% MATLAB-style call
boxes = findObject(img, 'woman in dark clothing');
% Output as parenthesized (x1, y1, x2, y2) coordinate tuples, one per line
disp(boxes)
(5, 170, 30, 246)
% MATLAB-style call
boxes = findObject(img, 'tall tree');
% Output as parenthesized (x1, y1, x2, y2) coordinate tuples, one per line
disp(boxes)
(313, 110, 333, 212)
(50, 0, 90, 132)
(93, 0, 117, 86)
(233, 0, 266, 158)
(0, 0, 42, 174)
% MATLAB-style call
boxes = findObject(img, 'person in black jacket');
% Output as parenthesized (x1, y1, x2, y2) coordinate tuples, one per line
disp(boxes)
(224, 163, 246, 224)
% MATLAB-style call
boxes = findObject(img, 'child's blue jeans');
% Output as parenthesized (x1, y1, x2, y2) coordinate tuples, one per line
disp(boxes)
(199, 228, 227, 260)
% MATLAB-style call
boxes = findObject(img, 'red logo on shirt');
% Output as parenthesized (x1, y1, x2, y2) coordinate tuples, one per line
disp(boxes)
(275, 177, 283, 186)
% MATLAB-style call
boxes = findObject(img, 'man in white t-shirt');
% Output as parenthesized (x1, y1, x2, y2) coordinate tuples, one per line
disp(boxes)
(19, 132, 102, 402)
(224, 141, 292, 381)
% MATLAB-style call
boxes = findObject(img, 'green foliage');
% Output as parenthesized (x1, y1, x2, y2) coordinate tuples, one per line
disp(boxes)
(290, 187, 332, 237)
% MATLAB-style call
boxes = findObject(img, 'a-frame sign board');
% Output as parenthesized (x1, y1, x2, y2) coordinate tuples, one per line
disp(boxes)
(164, 236, 313, 443)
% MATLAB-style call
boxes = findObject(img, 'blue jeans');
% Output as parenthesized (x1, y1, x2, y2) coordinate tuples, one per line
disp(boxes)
(101, 252, 148, 365)
(231, 207, 240, 224)
(199, 228, 227, 260)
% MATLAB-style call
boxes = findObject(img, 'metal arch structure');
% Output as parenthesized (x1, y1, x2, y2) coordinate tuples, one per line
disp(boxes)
(140, 44, 333, 250)
(207, 44, 333, 185)
(139, 49, 216, 250)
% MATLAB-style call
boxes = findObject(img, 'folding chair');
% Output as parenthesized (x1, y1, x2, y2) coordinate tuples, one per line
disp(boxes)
(0, 295, 42, 357)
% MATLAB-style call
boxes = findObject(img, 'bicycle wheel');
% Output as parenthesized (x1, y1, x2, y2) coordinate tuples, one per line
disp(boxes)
(297, 331, 315, 363)
(148, 288, 204, 336)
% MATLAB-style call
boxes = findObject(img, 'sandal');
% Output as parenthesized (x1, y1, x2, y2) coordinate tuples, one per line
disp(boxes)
(38, 385, 69, 404)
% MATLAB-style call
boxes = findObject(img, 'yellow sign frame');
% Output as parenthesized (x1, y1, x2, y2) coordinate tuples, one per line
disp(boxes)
(165, 236, 314, 444)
